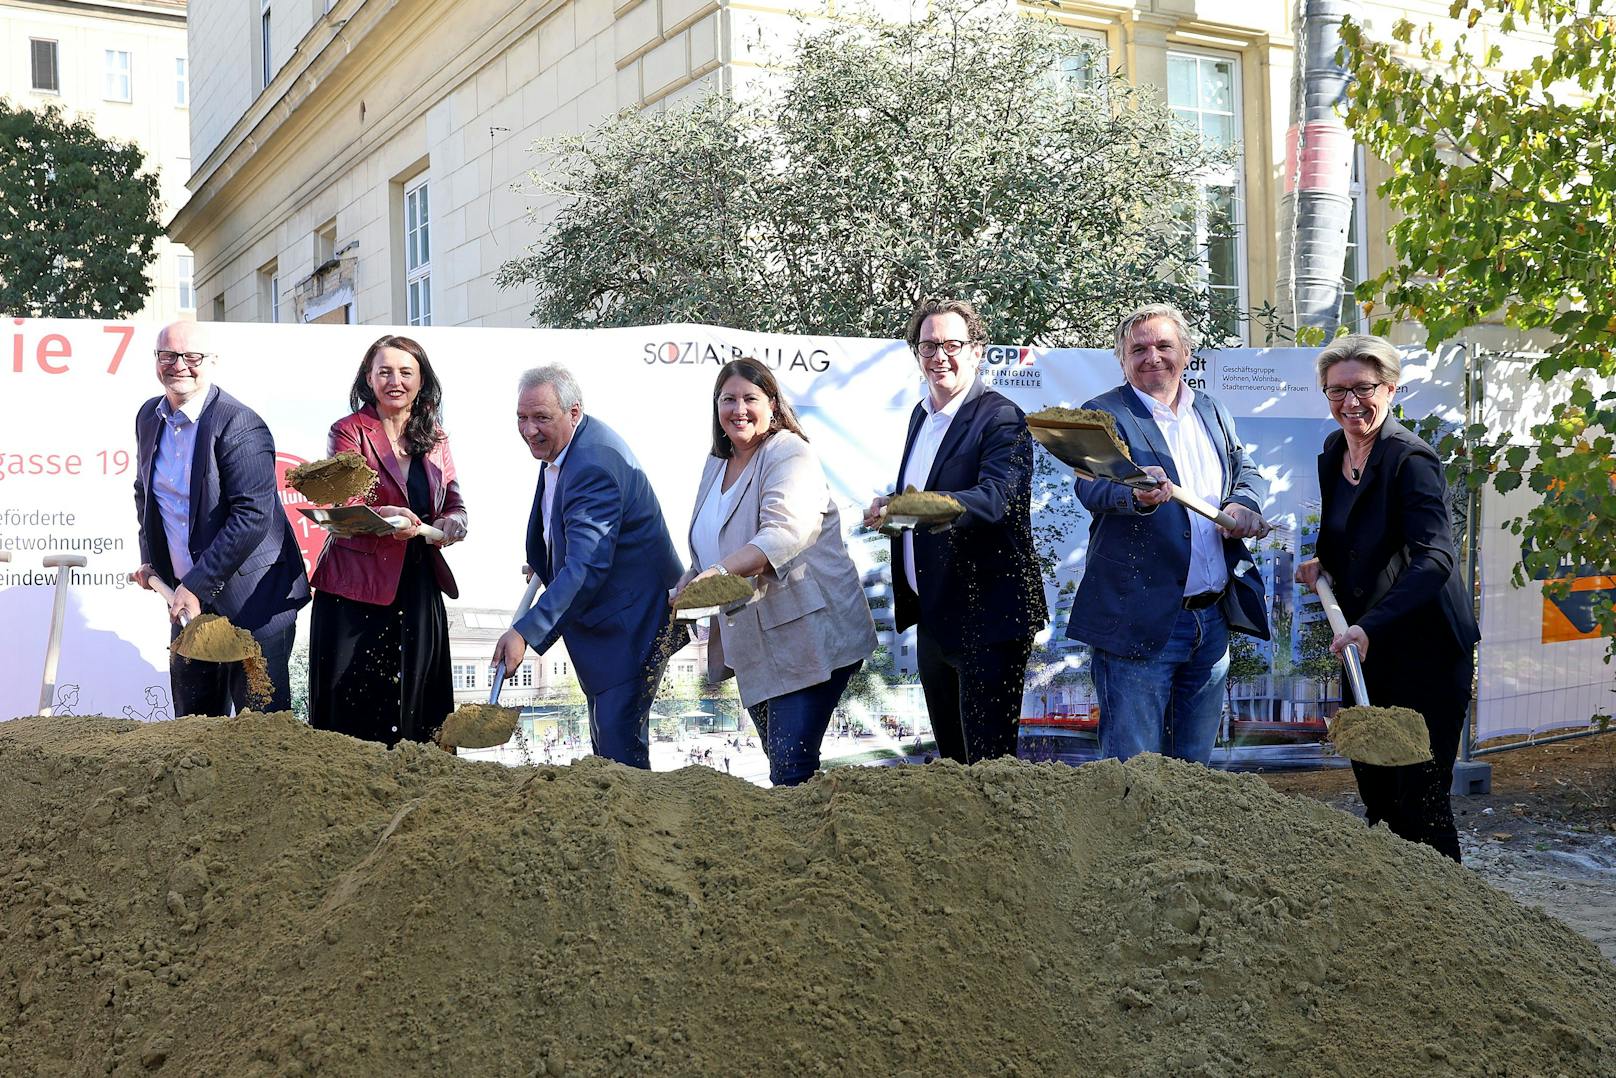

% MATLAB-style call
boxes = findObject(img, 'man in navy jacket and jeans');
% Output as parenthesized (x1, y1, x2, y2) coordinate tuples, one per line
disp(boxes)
(1065, 304, 1269, 764)
(865, 298, 1047, 764)
(133, 320, 310, 716)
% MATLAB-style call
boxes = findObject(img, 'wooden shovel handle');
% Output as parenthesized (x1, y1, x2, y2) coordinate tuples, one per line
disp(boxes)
(139, 574, 190, 628)
(1313, 575, 1370, 707)
(1313, 576, 1352, 637)
(1169, 488, 1239, 530)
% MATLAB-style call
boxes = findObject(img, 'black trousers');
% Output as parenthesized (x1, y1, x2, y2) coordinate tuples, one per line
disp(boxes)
(915, 625, 1033, 764)
(170, 620, 295, 717)
(1348, 640, 1473, 863)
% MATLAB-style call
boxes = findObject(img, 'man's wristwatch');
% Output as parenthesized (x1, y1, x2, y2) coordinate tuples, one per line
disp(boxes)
(711, 564, 729, 576)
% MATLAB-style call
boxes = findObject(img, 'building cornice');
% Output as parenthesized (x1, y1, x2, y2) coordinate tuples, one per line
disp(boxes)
(7, 0, 185, 27)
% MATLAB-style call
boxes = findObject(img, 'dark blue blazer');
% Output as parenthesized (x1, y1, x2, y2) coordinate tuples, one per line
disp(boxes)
(516, 414, 682, 695)
(1065, 384, 1267, 658)
(890, 381, 1047, 655)
(133, 384, 310, 635)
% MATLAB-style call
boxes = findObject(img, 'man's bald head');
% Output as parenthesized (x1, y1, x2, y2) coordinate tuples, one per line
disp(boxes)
(154, 320, 219, 408)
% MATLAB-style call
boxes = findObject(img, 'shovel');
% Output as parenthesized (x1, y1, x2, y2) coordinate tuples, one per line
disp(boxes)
(437, 574, 544, 750)
(1027, 411, 1243, 530)
(298, 505, 446, 543)
(285, 452, 379, 506)
(37, 553, 87, 715)
(1313, 575, 1432, 766)
(142, 573, 274, 708)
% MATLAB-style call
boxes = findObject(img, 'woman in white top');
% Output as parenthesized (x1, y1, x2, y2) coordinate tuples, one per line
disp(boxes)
(673, 358, 877, 786)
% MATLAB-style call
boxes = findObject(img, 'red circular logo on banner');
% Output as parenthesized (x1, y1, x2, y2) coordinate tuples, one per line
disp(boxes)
(275, 452, 326, 575)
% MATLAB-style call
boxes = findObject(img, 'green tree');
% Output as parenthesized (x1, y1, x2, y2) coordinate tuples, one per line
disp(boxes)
(1340, 0, 1616, 652)
(498, 0, 1234, 345)
(0, 99, 164, 318)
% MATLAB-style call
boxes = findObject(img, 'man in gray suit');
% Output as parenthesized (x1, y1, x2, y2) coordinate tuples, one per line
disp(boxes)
(492, 365, 682, 768)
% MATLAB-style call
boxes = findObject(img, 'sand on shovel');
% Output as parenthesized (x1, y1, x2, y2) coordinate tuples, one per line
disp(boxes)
(437, 703, 519, 750)
(172, 614, 273, 707)
(1329, 705, 1433, 766)
(285, 452, 379, 505)
(885, 487, 964, 524)
(673, 573, 755, 612)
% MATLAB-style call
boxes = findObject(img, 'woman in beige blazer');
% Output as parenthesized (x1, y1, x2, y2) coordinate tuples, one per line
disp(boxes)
(672, 358, 877, 786)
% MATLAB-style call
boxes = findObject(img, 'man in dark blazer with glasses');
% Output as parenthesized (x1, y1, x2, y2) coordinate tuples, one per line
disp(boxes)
(132, 320, 309, 715)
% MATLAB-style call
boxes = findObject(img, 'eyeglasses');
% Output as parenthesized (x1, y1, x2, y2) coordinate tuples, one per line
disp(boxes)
(155, 350, 212, 369)
(1322, 382, 1384, 402)
(916, 339, 971, 359)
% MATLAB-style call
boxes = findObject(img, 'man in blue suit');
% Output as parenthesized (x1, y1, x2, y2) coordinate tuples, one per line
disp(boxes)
(492, 364, 682, 769)
(864, 298, 1047, 764)
(1065, 304, 1270, 764)
(133, 320, 310, 716)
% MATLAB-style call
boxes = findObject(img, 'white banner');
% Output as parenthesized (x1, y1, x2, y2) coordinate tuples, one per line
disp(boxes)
(1, 320, 1478, 765)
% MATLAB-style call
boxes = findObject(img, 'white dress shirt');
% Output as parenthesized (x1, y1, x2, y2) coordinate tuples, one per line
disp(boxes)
(1131, 383, 1228, 597)
(152, 393, 210, 580)
(901, 378, 973, 595)
(540, 438, 575, 573)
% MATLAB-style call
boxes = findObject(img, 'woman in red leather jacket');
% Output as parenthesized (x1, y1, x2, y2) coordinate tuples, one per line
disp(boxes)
(307, 335, 468, 745)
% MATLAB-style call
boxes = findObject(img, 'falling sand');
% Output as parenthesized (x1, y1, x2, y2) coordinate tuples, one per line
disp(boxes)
(673, 574, 754, 611)
(1331, 705, 1435, 766)
(285, 452, 379, 506)
(171, 615, 272, 707)
(1, 713, 1612, 1076)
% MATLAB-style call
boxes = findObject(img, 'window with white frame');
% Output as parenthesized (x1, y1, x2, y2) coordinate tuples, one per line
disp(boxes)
(1168, 50, 1246, 343)
(404, 175, 432, 326)
(516, 662, 534, 688)
(452, 664, 479, 691)
(175, 57, 188, 107)
(260, 0, 273, 89)
(30, 40, 59, 93)
(271, 273, 280, 323)
(1340, 146, 1368, 332)
(176, 255, 195, 310)
(258, 262, 279, 322)
(1055, 28, 1108, 92)
(105, 50, 132, 102)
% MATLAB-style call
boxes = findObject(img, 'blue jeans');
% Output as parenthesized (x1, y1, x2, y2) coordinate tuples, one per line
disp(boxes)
(750, 661, 861, 787)
(1092, 604, 1229, 764)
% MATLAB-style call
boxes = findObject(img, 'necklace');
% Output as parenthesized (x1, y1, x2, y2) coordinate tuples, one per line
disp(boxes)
(1346, 442, 1372, 482)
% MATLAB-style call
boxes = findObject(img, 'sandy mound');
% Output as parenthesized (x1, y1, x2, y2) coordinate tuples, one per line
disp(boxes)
(2, 714, 1613, 1077)
(1331, 705, 1433, 766)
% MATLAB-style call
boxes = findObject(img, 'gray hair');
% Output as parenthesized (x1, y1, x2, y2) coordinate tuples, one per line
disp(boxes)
(1314, 334, 1402, 388)
(517, 364, 583, 410)
(1113, 303, 1197, 361)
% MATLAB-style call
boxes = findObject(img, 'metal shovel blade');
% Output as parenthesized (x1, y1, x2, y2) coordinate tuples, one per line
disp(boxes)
(1026, 418, 1156, 489)
(438, 658, 520, 750)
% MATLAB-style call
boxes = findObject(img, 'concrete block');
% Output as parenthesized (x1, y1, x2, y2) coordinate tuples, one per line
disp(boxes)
(663, 0, 717, 34)
(641, 32, 687, 100)
(539, 8, 576, 71)
(614, 0, 660, 63)
(505, 31, 542, 89)
(575, 0, 613, 39)
(615, 60, 641, 109)
(688, 11, 718, 72)
(556, 45, 595, 101)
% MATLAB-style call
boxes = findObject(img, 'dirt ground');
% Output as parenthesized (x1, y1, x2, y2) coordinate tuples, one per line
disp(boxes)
(1259, 733, 1616, 960)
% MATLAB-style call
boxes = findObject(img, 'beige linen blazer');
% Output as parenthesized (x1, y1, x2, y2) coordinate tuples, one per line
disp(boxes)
(687, 431, 877, 709)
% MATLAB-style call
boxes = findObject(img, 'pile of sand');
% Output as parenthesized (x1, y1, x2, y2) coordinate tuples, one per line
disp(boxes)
(285, 453, 379, 506)
(2, 713, 1613, 1076)
(1331, 705, 1434, 766)
(673, 574, 754, 611)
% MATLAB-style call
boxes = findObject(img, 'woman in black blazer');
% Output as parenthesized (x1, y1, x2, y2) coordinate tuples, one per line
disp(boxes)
(1295, 334, 1480, 862)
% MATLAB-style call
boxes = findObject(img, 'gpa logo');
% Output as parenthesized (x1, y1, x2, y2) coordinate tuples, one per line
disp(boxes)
(984, 345, 1038, 367)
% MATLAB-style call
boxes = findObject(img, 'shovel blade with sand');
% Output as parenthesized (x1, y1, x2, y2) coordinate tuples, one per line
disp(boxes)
(285, 452, 379, 506)
(1313, 575, 1432, 767)
(437, 574, 543, 750)
(141, 574, 274, 708)
(1027, 408, 1245, 531)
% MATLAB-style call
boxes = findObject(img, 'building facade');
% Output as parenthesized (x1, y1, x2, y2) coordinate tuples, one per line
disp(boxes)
(3, 0, 195, 320)
(170, 1, 1550, 340)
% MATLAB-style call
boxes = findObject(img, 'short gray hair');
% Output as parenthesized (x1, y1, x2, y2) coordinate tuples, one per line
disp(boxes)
(517, 364, 583, 410)
(1114, 303, 1196, 361)
(1314, 334, 1402, 388)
